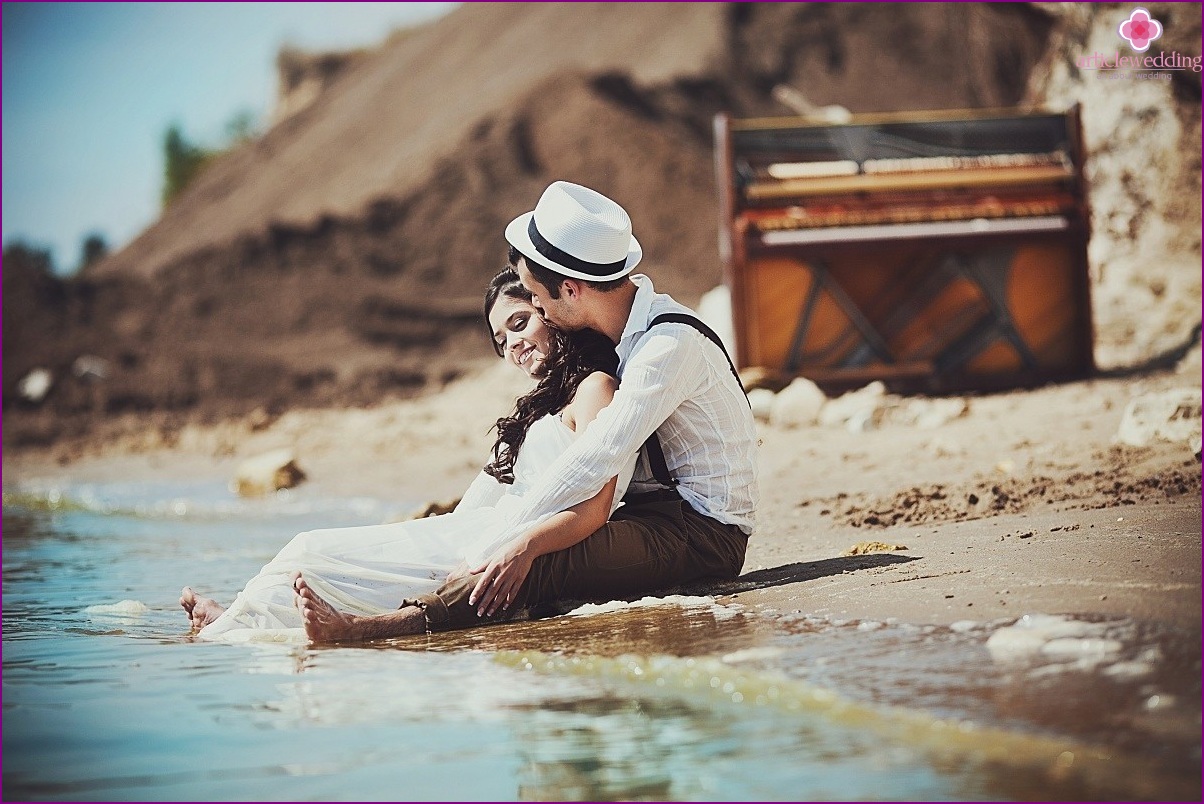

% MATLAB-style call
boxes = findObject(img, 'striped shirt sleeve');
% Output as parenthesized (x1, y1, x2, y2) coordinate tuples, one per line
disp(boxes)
(501, 326, 707, 528)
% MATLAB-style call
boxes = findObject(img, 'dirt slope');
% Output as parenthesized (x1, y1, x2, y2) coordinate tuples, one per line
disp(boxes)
(91, 3, 728, 281)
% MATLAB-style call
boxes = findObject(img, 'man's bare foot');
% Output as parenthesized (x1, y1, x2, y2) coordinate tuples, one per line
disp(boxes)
(291, 571, 428, 644)
(180, 586, 226, 631)
(292, 572, 365, 644)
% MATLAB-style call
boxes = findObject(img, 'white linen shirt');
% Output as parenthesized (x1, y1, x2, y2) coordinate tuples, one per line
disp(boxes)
(501, 274, 758, 535)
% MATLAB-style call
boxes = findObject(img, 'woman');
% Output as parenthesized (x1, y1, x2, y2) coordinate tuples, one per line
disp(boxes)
(181, 268, 634, 642)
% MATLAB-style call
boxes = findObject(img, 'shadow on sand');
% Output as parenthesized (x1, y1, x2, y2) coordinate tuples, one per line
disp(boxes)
(529, 553, 919, 619)
(706, 553, 919, 596)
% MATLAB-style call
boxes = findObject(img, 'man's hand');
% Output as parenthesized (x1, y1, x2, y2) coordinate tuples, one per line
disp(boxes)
(468, 540, 536, 618)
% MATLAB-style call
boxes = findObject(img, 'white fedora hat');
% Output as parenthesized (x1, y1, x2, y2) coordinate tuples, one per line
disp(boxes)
(505, 181, 642, 282)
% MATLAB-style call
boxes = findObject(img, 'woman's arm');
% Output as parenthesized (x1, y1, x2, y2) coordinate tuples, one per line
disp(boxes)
(469, 371, 620, 616)
(467, 475, 618, 616)
(560, 371, 618, 434)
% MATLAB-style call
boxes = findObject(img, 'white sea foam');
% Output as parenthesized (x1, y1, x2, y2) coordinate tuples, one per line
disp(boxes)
(6, 480, 397, 523)
(1102, 660, 1156, 679)
(84, 600, 149, 617)
(1040, 637, 1123, 659)
(209, 627, 309, 645)
(721, 647, 784, 664)
(985, 613, 1135, 677)
(565, 595, 717, 617)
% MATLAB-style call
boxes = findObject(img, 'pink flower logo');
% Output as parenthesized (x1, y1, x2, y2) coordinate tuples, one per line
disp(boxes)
(1118, 7, 1163, 52)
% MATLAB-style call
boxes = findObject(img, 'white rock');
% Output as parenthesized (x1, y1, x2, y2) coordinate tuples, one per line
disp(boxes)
(747, 388, 776, 422)
(696, 285, 737, 359)
(769, 377, 827, 428)
(17, 368, 53, 403)
(818, 381, 887, 432)
(908, 397, 968, 429)
(1115, 387, 1202, 447)
(233, 448, 307, 497)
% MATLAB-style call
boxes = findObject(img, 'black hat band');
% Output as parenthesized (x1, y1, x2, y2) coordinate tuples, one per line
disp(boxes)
(528, 218, 627, 278)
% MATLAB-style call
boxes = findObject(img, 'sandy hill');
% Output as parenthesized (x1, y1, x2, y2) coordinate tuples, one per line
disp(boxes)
(6, 2, 1198, 449)
(93, 2, 727, 283)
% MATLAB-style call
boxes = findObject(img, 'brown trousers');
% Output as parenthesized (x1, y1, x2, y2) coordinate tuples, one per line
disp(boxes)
(400, 490, 748, 632)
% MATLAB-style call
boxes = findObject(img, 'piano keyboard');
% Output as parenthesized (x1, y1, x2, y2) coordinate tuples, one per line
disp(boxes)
(747, 196, 1073, 231)
(759, 214, 1069, 246)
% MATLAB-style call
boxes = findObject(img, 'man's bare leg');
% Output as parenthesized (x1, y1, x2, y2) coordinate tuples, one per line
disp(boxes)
(180, 587, 226, 630)
(291, 571, 426, 644)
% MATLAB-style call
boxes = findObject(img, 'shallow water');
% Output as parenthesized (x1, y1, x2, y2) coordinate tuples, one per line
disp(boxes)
(3, 480, 1199, 801)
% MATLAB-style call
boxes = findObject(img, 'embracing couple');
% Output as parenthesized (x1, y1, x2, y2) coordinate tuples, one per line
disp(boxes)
(182, 181, 759, 643)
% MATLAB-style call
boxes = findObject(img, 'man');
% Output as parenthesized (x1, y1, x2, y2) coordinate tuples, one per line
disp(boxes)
(295, 181, 758, 641)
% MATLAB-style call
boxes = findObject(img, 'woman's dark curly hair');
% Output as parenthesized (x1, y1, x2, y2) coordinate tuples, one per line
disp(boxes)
(483, 267, 618, 484)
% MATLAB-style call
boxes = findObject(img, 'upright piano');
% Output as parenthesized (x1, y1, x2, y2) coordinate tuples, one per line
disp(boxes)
(714, 106, 1094, 393)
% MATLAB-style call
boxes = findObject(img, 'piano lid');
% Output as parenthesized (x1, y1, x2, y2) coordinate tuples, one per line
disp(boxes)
(731, 110, 1078, 199)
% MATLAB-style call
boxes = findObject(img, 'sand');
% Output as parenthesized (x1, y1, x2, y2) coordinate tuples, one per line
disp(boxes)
(5, 350, 1199, 633)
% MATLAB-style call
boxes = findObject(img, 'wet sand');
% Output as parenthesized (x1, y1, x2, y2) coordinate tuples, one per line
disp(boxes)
(4, 356, 1200, 798)
(5, 358, 1200, 631)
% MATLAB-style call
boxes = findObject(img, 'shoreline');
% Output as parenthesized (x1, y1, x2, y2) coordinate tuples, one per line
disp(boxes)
(4, 362, 1199, 799)
(4, 358, 1199, 631)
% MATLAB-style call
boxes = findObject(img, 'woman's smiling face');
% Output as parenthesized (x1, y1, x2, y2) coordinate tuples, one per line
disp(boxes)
(488, 295, 553, 378)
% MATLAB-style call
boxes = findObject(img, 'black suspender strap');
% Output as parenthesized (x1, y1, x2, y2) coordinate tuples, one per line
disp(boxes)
(640, 313, 748, 489)
(647, 313, 747, 396)
(645, 429, 678, 488)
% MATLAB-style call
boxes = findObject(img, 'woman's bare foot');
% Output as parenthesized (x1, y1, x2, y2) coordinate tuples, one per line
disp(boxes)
(180, 587, 226, 631)
(291, 571, 427, 644)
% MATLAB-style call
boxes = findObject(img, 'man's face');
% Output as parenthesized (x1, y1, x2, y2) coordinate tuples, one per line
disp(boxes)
(516, 258, 581, 330)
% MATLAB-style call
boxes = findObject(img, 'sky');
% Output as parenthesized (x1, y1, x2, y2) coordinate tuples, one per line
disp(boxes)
(2, 2, 458, 274)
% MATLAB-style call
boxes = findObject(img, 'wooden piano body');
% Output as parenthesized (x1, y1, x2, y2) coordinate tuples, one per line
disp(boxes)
(715, 107, 1095, 393)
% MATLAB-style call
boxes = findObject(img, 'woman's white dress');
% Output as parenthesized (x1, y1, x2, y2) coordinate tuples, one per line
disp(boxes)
(199, 413, 634, 642)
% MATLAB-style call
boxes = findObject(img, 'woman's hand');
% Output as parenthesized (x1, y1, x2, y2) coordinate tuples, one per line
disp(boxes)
(468, 540, 536, 618)
(465, 473, 620, 617)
